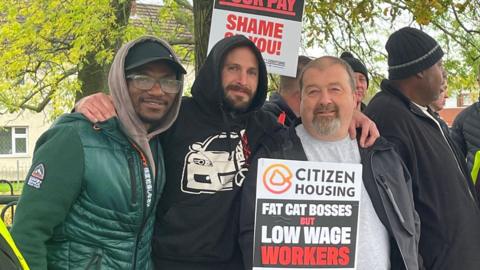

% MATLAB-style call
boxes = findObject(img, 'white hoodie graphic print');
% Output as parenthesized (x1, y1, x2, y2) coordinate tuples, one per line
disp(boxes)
(181, 130, 247, 194)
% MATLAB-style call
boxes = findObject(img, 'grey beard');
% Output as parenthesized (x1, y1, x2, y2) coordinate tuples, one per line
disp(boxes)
(312, 115, 341, 137)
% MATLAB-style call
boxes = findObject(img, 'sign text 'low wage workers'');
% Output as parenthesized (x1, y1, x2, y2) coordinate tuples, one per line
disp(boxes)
(253, 158, 362, 269)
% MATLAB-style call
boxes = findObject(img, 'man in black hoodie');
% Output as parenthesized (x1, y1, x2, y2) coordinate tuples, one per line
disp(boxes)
(76, 35, 379, 270)
(151, 35, 270, 270)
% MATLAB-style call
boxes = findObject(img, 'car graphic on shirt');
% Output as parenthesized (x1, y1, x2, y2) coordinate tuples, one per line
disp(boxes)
(181, 131, 245, 194)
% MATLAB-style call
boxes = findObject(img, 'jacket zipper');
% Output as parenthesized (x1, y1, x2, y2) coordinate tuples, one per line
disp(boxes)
(131, 143, 150, 269)
(368, 150, 407, 225)
(369, 151, 412, 269)
(377, 175, 406, 224)
(416, 108, 477, 203)
(127, 154, 137, 204)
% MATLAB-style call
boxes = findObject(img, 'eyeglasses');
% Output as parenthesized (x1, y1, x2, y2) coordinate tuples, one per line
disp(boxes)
(126, 74, 182, 94)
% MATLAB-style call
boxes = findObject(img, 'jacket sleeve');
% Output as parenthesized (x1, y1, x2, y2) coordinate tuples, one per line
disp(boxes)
(382, 135, 414, 174)
(401, 157, 425, 270)
(10, 125, 84, 270)
(450, 108, 468, 157)
(245, 111, 282, 163)
(239, 148, 266, 270)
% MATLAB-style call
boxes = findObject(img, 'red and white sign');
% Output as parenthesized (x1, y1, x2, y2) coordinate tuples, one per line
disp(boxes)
(208, 0, 305, 76)
(254, 158, 363, 270)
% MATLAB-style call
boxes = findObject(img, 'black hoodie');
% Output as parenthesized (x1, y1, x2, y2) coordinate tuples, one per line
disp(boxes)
(153, 35, 278, 270)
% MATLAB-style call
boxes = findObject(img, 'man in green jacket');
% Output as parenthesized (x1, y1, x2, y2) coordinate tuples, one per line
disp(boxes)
(10, 36, 186, 269)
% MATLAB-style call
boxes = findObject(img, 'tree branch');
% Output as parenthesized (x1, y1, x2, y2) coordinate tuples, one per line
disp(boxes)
(16, 67, 78, 111)
(451, 3, 480, 35)
(172, 0, 192, 11)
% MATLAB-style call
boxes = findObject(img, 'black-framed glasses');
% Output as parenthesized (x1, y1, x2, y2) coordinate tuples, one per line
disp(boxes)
(126, 74, 182, 94)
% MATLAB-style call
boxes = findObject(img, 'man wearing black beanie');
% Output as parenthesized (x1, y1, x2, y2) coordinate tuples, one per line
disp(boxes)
(365, 27, 480, 270)
(340, 52, 369, 111)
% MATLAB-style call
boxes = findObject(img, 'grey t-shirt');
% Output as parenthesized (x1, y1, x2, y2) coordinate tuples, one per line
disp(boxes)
(296, 124, 390, 270)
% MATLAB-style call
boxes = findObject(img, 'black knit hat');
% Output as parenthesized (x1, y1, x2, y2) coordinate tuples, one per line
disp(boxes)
(386, 27, 444, 80)
(340, 52, 369, 86)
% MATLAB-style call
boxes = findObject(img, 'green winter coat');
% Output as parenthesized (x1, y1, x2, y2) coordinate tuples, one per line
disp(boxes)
(11, 36, 185, 270)
(11, 114, 165, 269)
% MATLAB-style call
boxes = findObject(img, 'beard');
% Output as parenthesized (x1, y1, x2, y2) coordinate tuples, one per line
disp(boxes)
(223, 84, 254, 113)
(311, 103, 341, 137)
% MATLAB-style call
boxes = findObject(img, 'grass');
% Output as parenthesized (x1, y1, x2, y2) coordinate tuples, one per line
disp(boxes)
(0, 182, 23, 195)
(0, 182, 22, 226)
(1, 206, 15, 226)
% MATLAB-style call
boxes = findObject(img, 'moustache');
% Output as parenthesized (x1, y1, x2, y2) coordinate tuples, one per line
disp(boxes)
(139, 96, 168, 105)
(226, 84, 252, 94)
(313, 103, 338, 114)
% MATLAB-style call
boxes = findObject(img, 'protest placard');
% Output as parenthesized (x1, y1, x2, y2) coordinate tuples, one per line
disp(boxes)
(253, 158, 362, 269)
(208, 0, 305, 76)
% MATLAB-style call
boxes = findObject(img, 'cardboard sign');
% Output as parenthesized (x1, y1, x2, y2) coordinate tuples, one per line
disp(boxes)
(208, 0, 305, 76)
(253, 158, 362, 269)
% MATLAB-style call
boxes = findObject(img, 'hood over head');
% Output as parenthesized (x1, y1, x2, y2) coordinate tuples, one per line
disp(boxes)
(108, 36, 185, 175)
(191, 35, 268, 117)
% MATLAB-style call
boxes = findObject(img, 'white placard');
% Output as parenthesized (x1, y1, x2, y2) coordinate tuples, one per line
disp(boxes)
(208, 0, 305, 77)
(253, 158, 363, 269)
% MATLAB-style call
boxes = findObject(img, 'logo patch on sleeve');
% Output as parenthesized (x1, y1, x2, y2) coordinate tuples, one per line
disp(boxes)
(27, 163, 45, 189)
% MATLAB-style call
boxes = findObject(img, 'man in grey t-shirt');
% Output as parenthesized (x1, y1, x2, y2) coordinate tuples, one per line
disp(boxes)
(240, 56, 420, 270)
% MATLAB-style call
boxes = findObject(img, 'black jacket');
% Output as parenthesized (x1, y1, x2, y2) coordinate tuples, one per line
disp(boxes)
(0, 236, 22, 270)
(152, 35, 279, 270)
(365, 79, 480, 270)
(239, 125, 420, 270)
(262, 92, 298, 126)
(451, 101, 480, 180)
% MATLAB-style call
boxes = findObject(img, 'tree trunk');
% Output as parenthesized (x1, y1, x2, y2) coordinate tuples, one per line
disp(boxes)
(76, 54, 109, 100)
(193, 0, 213, 74)
(76, 0, 133, 101)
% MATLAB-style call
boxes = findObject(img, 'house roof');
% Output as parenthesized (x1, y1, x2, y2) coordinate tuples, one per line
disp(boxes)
(130, 2, 193, 41)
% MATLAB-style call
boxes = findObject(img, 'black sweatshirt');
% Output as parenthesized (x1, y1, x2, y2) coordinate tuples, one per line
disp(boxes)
(152, 35, 277, 270)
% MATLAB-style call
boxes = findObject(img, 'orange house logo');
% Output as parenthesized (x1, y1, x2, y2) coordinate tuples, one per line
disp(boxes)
(262, 163, 293, 194)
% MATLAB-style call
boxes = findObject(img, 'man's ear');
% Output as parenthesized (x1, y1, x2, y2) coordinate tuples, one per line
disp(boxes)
(295, 89, 303, 101)
(416, 71, 425, 79)
(293, 90, 301, 99)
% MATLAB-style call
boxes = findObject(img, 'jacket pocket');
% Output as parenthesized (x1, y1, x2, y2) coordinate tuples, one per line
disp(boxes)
(85, 252, 103, 270)
(376, 175, 415, 236)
